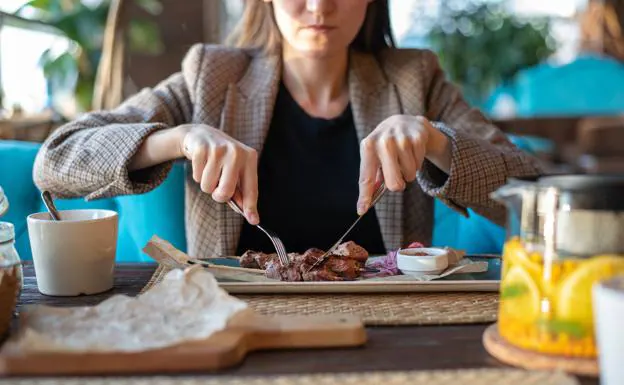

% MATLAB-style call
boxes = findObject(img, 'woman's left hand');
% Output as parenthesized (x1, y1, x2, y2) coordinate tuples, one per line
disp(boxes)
(357, 115, 451, 215)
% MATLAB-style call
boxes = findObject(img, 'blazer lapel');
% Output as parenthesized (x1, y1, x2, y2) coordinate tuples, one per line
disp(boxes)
(219, 52, 282, 256)
(348, 51, 404, 251)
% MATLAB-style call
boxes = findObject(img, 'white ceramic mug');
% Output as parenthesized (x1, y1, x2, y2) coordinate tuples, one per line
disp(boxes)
(27, 209, 118, 296)
(593, 275, 624, 385)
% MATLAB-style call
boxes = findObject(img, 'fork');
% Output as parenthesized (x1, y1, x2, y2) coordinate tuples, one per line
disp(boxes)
(306, 182, 387, 272)
(226, 199, 290, 267)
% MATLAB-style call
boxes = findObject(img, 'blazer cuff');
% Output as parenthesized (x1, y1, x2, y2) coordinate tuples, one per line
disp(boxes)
(84, 123, 173, 200)
(416, 122, 507, 216)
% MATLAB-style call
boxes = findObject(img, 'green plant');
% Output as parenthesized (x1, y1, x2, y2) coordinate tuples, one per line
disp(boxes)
(14, 0, 164, 114)
(425, 3, 557, 106)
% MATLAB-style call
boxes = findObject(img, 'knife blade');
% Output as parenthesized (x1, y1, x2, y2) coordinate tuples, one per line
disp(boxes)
(306, 182, 387, 272)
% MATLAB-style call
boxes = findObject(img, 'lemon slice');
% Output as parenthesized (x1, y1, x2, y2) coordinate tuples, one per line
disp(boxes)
(556, 255, 624, 324)
(500, 265, 541, 323)
(503, 239, 542, 283)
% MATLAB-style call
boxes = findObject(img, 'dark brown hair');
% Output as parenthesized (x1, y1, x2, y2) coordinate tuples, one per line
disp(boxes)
(580, 0, 624, 62)
(226, 0, 395, 54)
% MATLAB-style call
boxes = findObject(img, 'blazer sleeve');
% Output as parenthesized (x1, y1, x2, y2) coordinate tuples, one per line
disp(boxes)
(33, 44, 205, 200)
(416, 50, 543, 226)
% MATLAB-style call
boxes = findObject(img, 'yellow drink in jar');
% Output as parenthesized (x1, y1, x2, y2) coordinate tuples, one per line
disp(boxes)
(498, 236, 624, 358)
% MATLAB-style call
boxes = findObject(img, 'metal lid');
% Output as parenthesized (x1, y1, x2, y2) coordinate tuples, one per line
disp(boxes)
(538, 174, 624, 210)
(538, 174, 624, 191)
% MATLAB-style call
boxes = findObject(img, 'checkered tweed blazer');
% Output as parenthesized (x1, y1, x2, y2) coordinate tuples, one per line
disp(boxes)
(33, 44, 542, 258)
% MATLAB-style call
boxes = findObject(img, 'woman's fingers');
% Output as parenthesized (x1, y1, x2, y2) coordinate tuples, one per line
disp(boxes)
(211, 145, 260, 225)
(410, 134, 427, 178)
(240, 149, 260, 225)
(182, 126, 260, 224)
(357, 138, 379, 215)
(358, 115, 433, 214)
(376, 135, 405, 192)
(190, 144, 207, 183)
(212, 145, 242, 203)
(199, 149, 221, 194)
(396, 135, 418, 182)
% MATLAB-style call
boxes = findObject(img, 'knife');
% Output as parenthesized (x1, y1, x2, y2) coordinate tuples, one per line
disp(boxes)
(306, 182, 387, 272)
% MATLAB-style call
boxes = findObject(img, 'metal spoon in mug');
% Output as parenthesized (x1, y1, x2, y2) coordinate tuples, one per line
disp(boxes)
(41, 190, 62, 221)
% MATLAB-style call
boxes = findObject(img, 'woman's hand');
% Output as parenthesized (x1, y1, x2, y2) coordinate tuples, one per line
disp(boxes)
(179, 124, 260, 225)
(357, 115, 452, 215)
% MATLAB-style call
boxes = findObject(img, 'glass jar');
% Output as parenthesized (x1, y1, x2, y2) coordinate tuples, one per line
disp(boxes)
(0, 186, 7, 217)
(1, 221, 23, 336)
(0, 222, 24, 294)
(492, 175, 624, 358)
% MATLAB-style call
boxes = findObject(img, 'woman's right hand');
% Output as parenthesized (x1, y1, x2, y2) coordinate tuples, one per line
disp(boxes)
(178, 124, 260, 225)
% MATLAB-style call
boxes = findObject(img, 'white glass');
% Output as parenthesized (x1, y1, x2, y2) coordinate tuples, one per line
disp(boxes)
(594, 276, 624, 385)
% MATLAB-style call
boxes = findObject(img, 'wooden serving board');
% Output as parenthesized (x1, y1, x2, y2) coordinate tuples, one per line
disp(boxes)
(0, 309, 366, 376)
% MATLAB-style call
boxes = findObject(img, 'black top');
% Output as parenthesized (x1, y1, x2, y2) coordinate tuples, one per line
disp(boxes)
(235, 83, 386, 255)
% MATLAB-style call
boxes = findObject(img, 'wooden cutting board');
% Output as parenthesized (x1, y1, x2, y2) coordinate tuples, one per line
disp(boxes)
(0, 309, 366, 376)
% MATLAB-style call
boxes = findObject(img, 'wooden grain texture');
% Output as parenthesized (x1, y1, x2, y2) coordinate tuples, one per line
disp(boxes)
(0, 263, 599, 385)
(142, 236, 270, 282)
(0, 309, 366, 376)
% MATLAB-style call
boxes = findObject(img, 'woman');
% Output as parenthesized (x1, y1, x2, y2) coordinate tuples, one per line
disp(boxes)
(33, 0, 541, 258)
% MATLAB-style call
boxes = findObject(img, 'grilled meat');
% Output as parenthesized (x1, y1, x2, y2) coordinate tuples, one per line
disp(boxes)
(239, 241, 369, 281)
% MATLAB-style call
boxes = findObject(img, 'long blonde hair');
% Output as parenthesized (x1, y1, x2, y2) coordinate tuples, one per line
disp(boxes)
(580, 0, 624, 62)
(226, 0, 395, 55)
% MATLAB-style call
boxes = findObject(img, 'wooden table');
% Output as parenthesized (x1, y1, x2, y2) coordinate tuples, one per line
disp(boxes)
(6, 263, 598, 384)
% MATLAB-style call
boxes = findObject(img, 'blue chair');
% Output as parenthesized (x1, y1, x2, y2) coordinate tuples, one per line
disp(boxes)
(431, 202, 506, 255)
(0, 140, 186, 262)
(486, 54, 624, 117)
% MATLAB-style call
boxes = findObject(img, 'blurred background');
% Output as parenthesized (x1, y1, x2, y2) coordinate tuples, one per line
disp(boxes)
(1, 0, 623, 172)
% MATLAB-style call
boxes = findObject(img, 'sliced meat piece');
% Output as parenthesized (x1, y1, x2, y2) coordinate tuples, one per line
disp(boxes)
(257, 253, 279, 269)
(239, 250, 262, 269)
(265, 260, 302, 281)
(301, 269, 344, 281)
(291, 248, 324, 265)
(264, 262, 282, 280)
(240, 250, 281, 270)
(241, 242, 369, 282)
(331, 241, 368, 262)
(325, 257, 363, 280)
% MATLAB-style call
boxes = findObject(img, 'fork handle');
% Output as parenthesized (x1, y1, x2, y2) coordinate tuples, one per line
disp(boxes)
(226, 188, 247, 217)
(227, 199, 245, 217)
